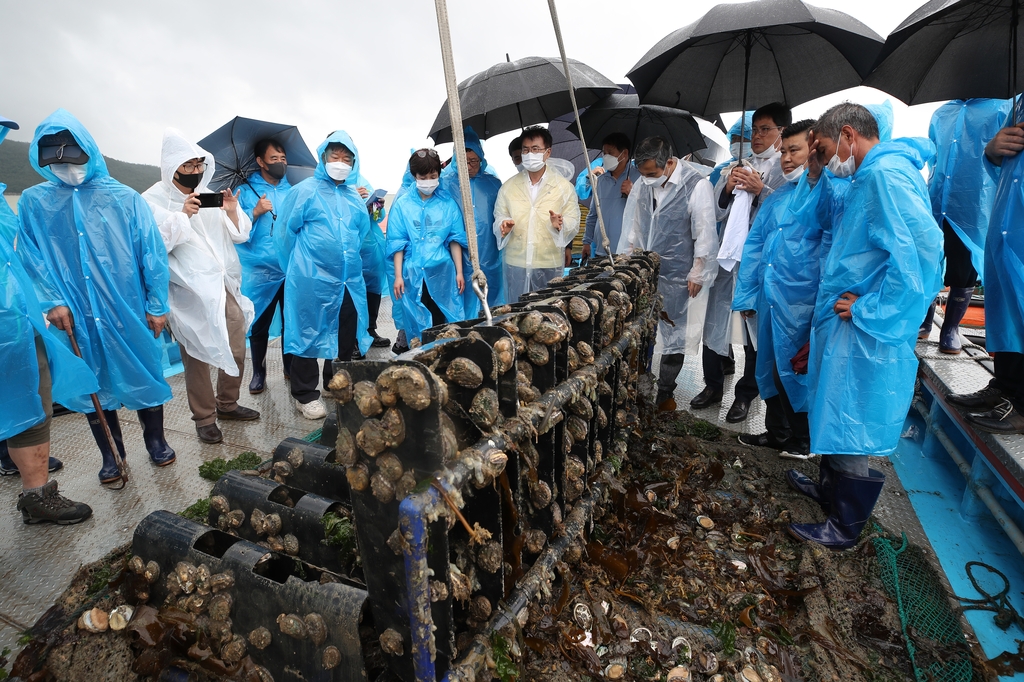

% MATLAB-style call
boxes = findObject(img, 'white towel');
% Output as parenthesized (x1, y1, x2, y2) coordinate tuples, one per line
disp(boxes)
(717, 187, 754, 272)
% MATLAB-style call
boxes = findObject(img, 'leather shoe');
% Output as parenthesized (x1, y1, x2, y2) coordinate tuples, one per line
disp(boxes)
(196, 423, 223, 444)
(967, 399, 1024, 435)
(725, 398, 751, 423)
(371, 333, 391, 348)
(216, 405, 260, 421)
(738, 431, 788, 449)
(947, 383, 1004, 410)
(690, 386, 723, 409)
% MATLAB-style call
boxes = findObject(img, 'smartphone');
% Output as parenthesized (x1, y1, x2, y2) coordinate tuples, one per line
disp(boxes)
(197, 193, 224, 208)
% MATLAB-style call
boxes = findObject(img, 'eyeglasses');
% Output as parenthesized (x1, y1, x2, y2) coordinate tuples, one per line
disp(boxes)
(181, 161, 206, 173)
(415, 149, 439, 158)
(751, 126, 782, 137)
(522, 146, 548, 154)
(465, 158, 481, 166)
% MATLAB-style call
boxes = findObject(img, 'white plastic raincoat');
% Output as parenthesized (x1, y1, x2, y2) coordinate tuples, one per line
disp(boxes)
(493, 164, 580, 301)
(142, 129, 254, 376)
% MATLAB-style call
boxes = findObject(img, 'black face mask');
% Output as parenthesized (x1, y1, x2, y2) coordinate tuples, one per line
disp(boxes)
(264, 162, 287, 180)
(175, 171, 201, 190)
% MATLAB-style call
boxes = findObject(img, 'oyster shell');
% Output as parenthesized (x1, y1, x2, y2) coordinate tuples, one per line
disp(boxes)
(277, 613, 307, 639)
(248, 626, 272, 650)
(128, 556, 145, 575)
(381, 407, 405, 448)
(518, 311, 544, 336)
(440, 413, 458, 464)
(371, 471, 396, 503)
(517, 360, 533, 383)
(346, 463, 370, 492)
(469, 595, 492, 622)
(335, 427, 357, 466)
(282, 534, 299, 555)
(353, 381, 383, 417)
(526, 341, 549, 366)
(322, 645, 341, 669)
(446, 357, 484, 388)
(304, 612, 328, 646)
(209, 593, 233, 621)
(532, 321, 565, 345)
(250, 508, 267, 535)
(482, 450, 508, 480)
(380, 628, 404, 656)
(395, 471, 417, 499)
(668, 666, 691, 682)
(596, 406, 608, 428)
(262, 514, 282, 537)
(253, 665, 274, 682)
(430, 579, 449, 602)
(376, 452, 404, 483)
(469, 388, 500, 428)
(144, 560, 161, 584)
(286, 447, 304, 469)
(476, 541, 503, 573)
(210, 496, 230, 514)
(357, 418, 388, 457)
(225, 509, 245, 528)
(272, 460, 293, 478)
(327, 369, 354, 403)
(221, 634, 247, 664)
(569, 296, 591, 322)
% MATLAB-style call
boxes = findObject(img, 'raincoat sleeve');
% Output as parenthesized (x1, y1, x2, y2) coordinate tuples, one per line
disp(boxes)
(237, 183, 259, 224)
(224, 203, 252, 245)
(275, 187, 306, 271)
(13, 212, 65, 312)
(549, 181, 581, 249)
(617, 187, 641, 254)
(384, 201, 411, 261)
(493, 184, 514, 250)
(732, 195, 772, 311)
(687, 179, 718, 285)
(132, 194, 171, 317)
(713, 167, 733, 222)
(848, 170, 938, 345)
(148, 200, 196, 253)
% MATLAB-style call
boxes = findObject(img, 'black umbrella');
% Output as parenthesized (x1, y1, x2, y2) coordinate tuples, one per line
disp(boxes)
(864, 0, 1023, 106)
(428, 56, 619, 143)
(626, 0, 884, 126)
(566, 93, 707, 158)
(549, 110, 600, 184)
(197, 116, 318, 192)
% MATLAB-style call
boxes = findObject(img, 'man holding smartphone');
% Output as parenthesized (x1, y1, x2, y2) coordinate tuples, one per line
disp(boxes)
(143, 128, 260, 444)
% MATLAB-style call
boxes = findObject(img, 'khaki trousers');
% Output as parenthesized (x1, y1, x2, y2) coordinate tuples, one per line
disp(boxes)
(179, 290, 246, 427)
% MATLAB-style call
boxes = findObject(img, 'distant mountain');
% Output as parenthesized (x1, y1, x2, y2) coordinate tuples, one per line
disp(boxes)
(0, 140, 160, 194)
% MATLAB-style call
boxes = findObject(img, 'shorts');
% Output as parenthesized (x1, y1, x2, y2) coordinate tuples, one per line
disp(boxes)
(8, 336, 53, 448)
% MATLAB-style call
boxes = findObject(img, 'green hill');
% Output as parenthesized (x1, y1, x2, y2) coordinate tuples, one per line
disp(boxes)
(0, 140, 160, 194)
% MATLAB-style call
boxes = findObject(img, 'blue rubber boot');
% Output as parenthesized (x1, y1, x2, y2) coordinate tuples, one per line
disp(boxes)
(137, 406, 176, 466)
(89, 411, 127, 484)
(788, 469, 885, 550)
(785, 459, 835, 513)
(939, 287, 973, 355)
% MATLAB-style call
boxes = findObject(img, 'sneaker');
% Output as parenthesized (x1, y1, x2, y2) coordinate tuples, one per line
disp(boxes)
(17, 480, 92, 525)
(738, 431, 789, 449)
(967, 399, 1024, 435)
(947, 383, 1005, 410)
(296, 398, 327, 420)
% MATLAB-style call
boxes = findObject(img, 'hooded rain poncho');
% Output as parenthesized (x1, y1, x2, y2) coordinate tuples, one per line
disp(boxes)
(16, 109, 172, 413)
(618, 159, 718, 355)
(356, 172, 387, 296)
(143, 128, 254, 376)
(237, 170, 291, 322)
(928, 98, 1012, 281)
(275, 131, 372, 359)
(493, 164, 580, 301)
(807, 138, 943, 455)
(386, 183, 468, 342)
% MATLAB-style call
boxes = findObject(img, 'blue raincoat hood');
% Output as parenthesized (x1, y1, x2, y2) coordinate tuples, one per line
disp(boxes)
(859, 137, 935, 177)
(728, 112, 753, 140)
(865, 101, 894, 143)
(315, 130, 362, 185)
(29, 109, 110, 186)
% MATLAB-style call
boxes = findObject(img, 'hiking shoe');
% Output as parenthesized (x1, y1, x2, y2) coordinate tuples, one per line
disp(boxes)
(17, 481, 92, 525)
(738, 431, 789, 449)
(967, 399, 1024, 435)
(947, 383, 1005, 410)
(296, 398, 327, 420)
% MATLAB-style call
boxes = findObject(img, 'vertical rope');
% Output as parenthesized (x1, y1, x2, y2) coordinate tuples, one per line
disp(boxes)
(434, 0, 492, 324)
(546, 0, 616, 265)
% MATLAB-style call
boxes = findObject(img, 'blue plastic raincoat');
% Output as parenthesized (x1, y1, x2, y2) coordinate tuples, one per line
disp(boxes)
(356, 172, 387, 296)
(237, 171, 291, 321)
(386, 183, 468, 342)
(928, 98, 1012, 281)
(17, 109, 172, 413)
(1, 182, 98, 441)
(984, 96, 1024, 354)
(574, 157, 603, 200)
(441, 127, 504, 311)
(807, 138, 943, 455)
(275, 131, 372, 358)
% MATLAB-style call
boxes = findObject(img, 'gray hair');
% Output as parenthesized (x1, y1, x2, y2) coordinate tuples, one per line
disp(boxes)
(634, 136, 673, 169)
(815, 102, 879, 142)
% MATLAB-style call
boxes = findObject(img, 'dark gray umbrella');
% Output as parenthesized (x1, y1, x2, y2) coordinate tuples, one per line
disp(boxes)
(428, 56, 619, 143)
(566, 94, 707, 158)
(864, 0, 1024, 106)
(197, 116, 318, 192)
(626, 0, 884, 119)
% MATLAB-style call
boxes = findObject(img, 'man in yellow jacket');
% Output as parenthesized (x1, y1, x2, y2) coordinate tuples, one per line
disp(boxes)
(493, 126, 580, 300)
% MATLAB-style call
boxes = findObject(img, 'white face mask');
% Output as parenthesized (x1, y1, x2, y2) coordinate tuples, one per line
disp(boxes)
(752, 143, 780, 160)
(826, 139, 856, 178)
(640, 174, 663, 186)
(325, 161, 352, 182)
(521, 152, 546, 172)
(51, 163, 87, 186)
(601, 153, 620, 173)
(416, 178, 439, 196)
(783, 166, 805, 183)
(730, 142, 752, 160)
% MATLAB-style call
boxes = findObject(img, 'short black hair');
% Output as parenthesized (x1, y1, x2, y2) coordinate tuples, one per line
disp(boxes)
(409, 148, 442, 176)
(752, 102, 792, 128)
(255, 139, 285, 160)
(634, 136, 673, 168)
(324, 142, 352, 159)
(520, 126, 552, 150)
(601, 132, 632, 155)
(782, 119, 814, 139)
(508, 136, 523, 156)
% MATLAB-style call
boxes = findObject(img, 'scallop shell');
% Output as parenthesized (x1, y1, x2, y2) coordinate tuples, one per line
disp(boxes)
(166, 573, 182, 597)
(108, 605, 134, 631)
(696, 515, 715, 530)
(282, 534, 300, 555)
(430, 579, 449, 602)
(577, 341, 595, 363)
(668, 666, 691, 682)
(532, 321, 565, 346)
(128, 556, 145, 575)
(495, 350, 514, 374)
(566, 415, 589, 443)
(493, 336, 514, 356)
(604, 662, 626, 679)
(335, 427, 357, 467)
(376, 452, 404, 483)
(395, 471, 417, 500)
(526, 341, 549, 366)
(277, 613, 307, 639)
(596, 407, 608, 429)
(380, 628, 404, 656)
(248, 626, 272, 650)
(354, 381, 383, 417)
(598, 380, 613, 396)
(518, 311, 544, 336)
(210, 496, 230, 514)
(221, 634, 247, 664)
(469, 388, 500, 428)
(469, 595, 492, 622)
(436, 324, 462, 340)
(347, 463, 370, 492)
(208, 592, 233, 621)
(564, 476, 584, 501)
(446, 357, 484, 388)
(569, 396, 593, 419)
(175, 562, 197, 594)
(267, 535, 285, 552)
(695, 651, 719, 674)
(322, 645, 341, 670)
(183, 593, 208, 614)
(304, 612, 328, 646)
(476, 541, 503, 573)
(357, 418, 388, 457)
(371, 471, 396, 503)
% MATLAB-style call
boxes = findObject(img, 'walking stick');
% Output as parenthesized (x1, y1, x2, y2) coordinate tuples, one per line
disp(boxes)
(65, 323, 129, 489)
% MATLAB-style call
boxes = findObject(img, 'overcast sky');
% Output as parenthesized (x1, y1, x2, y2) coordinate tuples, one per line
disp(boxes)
(1, 0, 944, 190)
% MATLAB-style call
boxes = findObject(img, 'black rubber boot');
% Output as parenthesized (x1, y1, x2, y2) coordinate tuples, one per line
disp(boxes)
(89, 410, 128, 484)
(788, 468, 885, 549)
(137, 406, 176, 466)
(785, 459, 835, 512)
(939, 287, 973, 355)
(249, 336, 268, 394)
(0, 440, 63, 476)
(919, 299, 937, 340)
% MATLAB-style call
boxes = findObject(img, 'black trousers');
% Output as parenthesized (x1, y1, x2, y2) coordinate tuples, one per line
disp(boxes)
(290, 290, 358, 403)
(702, 342, 759, 401)
(771, 362, 807, 445)
(421, 284, 447, 328)
(250, 282, 293, 374)
(942, 219, 979, 288)
(367, 292, 382, 335)
(994, 352, 1024, 409)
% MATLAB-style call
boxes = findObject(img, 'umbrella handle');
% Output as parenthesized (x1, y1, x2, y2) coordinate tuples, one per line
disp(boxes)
(65, 320, 129, 489)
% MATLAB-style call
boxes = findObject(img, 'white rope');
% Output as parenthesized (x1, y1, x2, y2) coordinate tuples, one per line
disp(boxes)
(434, 0, 492, 324)
(546, 0, 615, 266)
